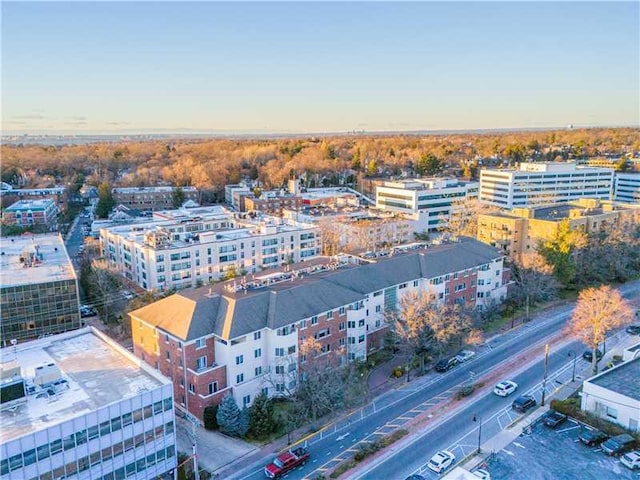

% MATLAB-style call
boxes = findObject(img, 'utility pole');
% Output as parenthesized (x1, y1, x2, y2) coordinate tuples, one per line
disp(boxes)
(541, 343, 549, 406)
(473, 414, 482, 454)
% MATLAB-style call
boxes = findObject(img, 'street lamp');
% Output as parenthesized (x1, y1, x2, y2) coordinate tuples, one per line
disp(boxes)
(567, 350, 577, 383)
(541, 343, 550, 407)
(472, 414, 482, 454)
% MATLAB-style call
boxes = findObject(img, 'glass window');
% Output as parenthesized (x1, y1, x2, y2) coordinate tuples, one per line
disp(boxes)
(144, 405, 153, 419)
(111, 416, 122, 432)
(101, 446, 113, 461)
(75, 430, 88, 445)
(122, 412, 133, 426)
(133, 408, 143, 423)
(88, 425, 99, 440)
(164, 398, 173, 411)
(154, 401, 163, 415)
(100, 420, 111, 436)
(37, 443, 50, 461)
(50, 439, 62, 455)
(23, 449, 36, 466)
(63, 434, 75, 451)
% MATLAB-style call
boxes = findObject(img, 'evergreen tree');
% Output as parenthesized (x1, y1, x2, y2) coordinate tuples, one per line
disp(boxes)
(365, 159, 378, 177)
(415, 153, 441, 176)
(249, 392, 275, 438)
(172, 186, 185, 208)
(95, 182, 115, 219)
(351, 148, 362, 171)
(238, 407, 250, 437)
(216, 395, 241, 436)
(203, 405, 219, 430)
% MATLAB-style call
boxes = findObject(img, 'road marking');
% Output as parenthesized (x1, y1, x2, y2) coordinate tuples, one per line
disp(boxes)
(336, 432, 350, 441)
(556, 425, 580, 434)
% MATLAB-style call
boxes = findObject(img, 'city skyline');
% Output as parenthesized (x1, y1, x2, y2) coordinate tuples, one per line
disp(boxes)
(2, 1, 639, 134)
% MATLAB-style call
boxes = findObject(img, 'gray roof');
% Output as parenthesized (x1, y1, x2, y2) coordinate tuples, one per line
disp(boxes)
(131, 238, 504, 341)
(589, 357, 640, 402)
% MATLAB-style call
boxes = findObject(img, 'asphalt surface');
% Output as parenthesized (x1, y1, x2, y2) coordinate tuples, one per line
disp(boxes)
(229, 281, 640, 480)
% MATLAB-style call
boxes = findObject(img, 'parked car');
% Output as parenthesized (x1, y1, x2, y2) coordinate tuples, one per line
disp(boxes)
(80, 305, 97, 318)
(122, 290, 136, 300)
(435, 357, 459, 372)
(264, 447, 309, 478)
(511, 395, 537, 413)
(626, 324, 640, 335)
(494, 380, 518, 397)
(427, 450, 456, 474)
(578, 428, 609, 446)
(404, 476, 426, 480)
(620, 451, 640, 470)
(542, 410, 567, 428)
(582, 349, 603, 362)
(601, 434, 636, 456)
(473, 468, 491, 480)
(455, 350, 476, 363)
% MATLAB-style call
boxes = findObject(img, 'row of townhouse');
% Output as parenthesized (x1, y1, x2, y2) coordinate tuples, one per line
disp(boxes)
(112, 186, 199, 211)
(100, 209, 321, 291)
(129, 238, 511, 423)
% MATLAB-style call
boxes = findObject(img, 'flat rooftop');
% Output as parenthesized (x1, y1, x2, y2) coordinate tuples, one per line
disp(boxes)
(589, 357, 640, 401)
(152, 205, 230, 221)
(0, 327, 168, 443)
(5, 198, 55, 210)
(113, 186, 197, 193)
(0, 234, 76, 288)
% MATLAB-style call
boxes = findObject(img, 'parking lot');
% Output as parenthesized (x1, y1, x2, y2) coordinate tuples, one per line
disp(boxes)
(484, 420, 638, 480)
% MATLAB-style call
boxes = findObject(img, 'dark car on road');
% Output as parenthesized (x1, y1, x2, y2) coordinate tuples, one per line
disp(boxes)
(435, 356, 459, 372)
(511, 395, 537, 413)
(582, 349, 603, 362)
(601, 434, 636, 456)
(542, 410, 567, 428)
(404, 476, 425, 480)
(579, 428, 609, 446)
(626, 324, 640, 335)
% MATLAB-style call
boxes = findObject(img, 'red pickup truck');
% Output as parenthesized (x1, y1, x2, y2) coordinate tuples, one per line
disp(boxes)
(264, 447, 310, 478)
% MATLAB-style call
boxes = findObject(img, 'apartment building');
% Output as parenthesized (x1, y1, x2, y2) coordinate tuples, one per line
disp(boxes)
(112, 186, 198, 211)
(100, 206, 321, 291)
(0, 187, 66, 211)
(225, 183, 252, 211)
(614, 172, 640, 204)
(375, 178, 479, 232)
(479, 162, 614, 209)
(129, 238, 510, 422)
(477, 198, 640, 259)
(0, 327, 176, 480)
(244, 193, 302, 215)
(2, 199, 58, 230)
(0, 234, 81, 345)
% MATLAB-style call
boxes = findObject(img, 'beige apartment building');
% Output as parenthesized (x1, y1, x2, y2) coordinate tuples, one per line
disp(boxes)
(477, 198, 640, 259)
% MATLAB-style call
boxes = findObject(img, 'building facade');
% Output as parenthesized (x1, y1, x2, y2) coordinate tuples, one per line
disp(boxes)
(375, 178, 479, 232)
(112, 186, 198, 211)
(2, 199, 58, 230)
(100, 207, 322, 291)
(244, 194, 302, 215)
(0, 234, 81, 345)
(0, 188, 66, 212)
(614, 172, 640, 204)
(479, 162, 614, 209)
(0, 328, 176, 480)
(129, 238, 510, 422)
(477, 199, 640, 259)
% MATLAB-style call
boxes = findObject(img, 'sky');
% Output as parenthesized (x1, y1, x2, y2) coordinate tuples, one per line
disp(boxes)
(1, 1, 639, 134)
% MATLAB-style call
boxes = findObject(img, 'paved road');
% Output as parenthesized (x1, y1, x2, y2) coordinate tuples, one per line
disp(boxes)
(358, 328, 637, 479)
(230, 281, 639, 480)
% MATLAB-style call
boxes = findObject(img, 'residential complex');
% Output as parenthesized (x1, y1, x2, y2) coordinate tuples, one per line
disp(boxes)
(0, 327, 176, 480)
(614, 172, 640, 203)
(375, 178, 479, 232)
(0, 234, 81, 345)
(581, 344, 640, 432)
(244, 193, 302, 216)
(479, 162, 614, 209)
(112, 186, 198, 211)
(129, 238, 510, 422)
(477, 199, 640, 259)
(2, 199, 59, 230)
(0, 187, 66, 211)
(100, 206, 321, 291)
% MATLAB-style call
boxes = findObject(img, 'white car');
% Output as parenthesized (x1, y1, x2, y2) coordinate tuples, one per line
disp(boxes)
(473, 468, 491, 479)
(455, 350, 476, 363)
(122, 290, 136, 300)
(621, 451, 640, 470)
(494, 380, 518, 397)
(427, 450, 456, 473)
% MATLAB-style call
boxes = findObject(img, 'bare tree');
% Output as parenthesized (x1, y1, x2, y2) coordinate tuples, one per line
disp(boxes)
(443, 198, 493, 239)
(511, 252, 560, 324)
(567, 286, 634, 374)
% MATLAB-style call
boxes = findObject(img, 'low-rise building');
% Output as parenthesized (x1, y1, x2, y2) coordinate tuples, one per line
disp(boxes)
(0, 234, 81, 345)
(112, 186, 198, 211)
(0, 187, 66, 212)
(244, 193, 302, 215)
(225, 183, 253, 211)
(2, 199, 58, 230)
(100, 206, 321, 291)
(129, 238, 510, 422)
(375, 178, 479, 232)
(581, 355, 640, 432)
(0, 327, 176, 480)
(477, 198, 640, 259)
(614, 172, 640, 204)
(479, 162, 614, 209)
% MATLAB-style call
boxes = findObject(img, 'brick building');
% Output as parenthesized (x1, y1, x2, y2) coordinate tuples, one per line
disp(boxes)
(112, 186, 198, 211)
(2, 199, 59, 230)
(129, 238, 510, 423)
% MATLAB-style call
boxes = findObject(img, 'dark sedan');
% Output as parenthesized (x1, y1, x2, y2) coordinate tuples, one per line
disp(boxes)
(579, 428, 609, 446)
(542, 410, 567, 428)
(512, 395, 537, 413)
(626, 324, 640, 335)
(582, 349, 603, 362)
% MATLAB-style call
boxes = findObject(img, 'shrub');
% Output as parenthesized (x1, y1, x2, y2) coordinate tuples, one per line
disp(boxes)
(455, 384, 475, 400)
(203, 405, 219, 430)
(330, 460, 357, 478)
(391, 366, 404, 378)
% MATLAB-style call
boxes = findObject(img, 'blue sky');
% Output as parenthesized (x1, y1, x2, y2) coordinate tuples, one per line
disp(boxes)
(2, 1, 638, 134)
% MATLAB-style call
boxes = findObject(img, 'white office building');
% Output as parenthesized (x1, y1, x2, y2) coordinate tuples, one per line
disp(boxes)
(479, 162, 614, 209)
(375, 178, 479, 232)
(0, 327, 176, 480)
(614, 172, 640, 204)
(100, 206, 321, 291)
